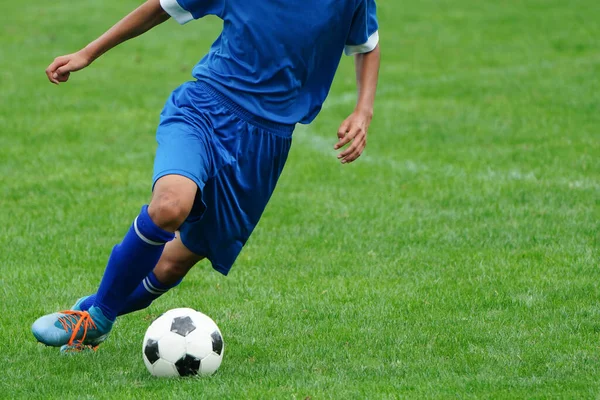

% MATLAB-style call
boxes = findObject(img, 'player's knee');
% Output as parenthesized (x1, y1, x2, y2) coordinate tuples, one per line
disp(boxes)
(148, 193, 191, 231)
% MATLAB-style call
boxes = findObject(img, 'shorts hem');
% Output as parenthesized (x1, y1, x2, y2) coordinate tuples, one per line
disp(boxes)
(178, 234, 232, 276)
(152, 169, 205, 191)
(210, 263, 231, 276)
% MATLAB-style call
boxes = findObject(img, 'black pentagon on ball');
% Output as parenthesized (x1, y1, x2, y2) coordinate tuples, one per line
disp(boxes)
(144, 339, 160, 364)
(175, 354, 201, 376)
(211, 331, 223, 355)
(171, 316, 197, 337)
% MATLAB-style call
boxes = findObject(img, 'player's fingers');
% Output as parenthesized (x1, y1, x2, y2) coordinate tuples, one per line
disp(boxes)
(338, 131, 364, 157)
(339, 134, 364, 161)
(341, 136, 366, 164)
(334, 120, 351, 149)
(337, 126, 364, 153)
(55, 59, 80, 78)
(342, 134, 367, 158)
(346, 141, 365, 163)
(337, 119, 350, 138)
(335, 125, 360, 150)
(46, 71, 59, 84)
(46, 57, 69, 84)
(56, 72, 71, 82)
(55, 65, 70, 76)
(47, 57, 69, 74)
(45, 64, 60, 84)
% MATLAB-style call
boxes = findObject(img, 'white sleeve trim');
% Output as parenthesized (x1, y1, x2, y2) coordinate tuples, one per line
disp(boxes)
(160, 0, 194, 25)
(344, 31, 379, 56)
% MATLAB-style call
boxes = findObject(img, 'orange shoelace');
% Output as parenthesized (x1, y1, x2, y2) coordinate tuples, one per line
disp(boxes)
(57, 311, 97, 346)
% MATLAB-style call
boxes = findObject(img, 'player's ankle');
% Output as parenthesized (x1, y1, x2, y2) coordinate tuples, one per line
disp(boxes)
(89, 305, 116, 326)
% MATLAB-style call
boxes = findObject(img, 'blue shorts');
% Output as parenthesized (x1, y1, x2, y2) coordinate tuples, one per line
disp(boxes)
(153, 81, 293, 275)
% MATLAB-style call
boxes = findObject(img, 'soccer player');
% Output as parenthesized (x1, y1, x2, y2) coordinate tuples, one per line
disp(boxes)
(32, 0, 380, 351)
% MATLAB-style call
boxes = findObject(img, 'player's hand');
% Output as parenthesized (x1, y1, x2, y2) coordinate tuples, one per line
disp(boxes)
(334, 109, 372, 164)
(45, 51, 92, 84)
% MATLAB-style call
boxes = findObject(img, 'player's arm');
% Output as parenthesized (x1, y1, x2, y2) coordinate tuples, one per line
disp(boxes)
(46, 0, 170, 84)
(335, 44, 381, 164)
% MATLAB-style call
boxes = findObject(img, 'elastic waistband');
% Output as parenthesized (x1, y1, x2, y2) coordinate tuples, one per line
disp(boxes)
(196, 81, 295, 137)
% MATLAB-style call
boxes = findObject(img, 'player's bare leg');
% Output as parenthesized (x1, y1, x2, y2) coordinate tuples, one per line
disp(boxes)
(154, 234, 204, 286)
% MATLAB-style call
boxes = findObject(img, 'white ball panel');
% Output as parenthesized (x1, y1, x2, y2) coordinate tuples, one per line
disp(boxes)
(151, 359, 179, 377)
(199, 352, 222, 376)
(163, 308, 198, 319)
(144, 314, 174, 341)
(190, 311, 219, 332)
(185, 330, 213, 359)
(157, 331, 187, 364)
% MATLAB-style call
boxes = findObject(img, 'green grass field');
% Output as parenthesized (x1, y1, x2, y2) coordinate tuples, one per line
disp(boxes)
(1, 0, 599, 398)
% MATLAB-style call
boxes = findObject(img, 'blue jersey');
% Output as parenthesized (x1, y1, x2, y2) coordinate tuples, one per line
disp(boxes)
(160, 0, 379, 125)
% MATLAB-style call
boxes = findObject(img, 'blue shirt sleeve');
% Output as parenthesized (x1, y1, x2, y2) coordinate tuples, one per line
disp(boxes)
(345, 0, 379, 56)
(160, 0, 224, 24)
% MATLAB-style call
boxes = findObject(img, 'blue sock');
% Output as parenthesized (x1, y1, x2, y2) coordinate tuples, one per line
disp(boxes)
(120, 272, 182, 315)
(79, 272, 181, 316)
(93, 205, 175, 321)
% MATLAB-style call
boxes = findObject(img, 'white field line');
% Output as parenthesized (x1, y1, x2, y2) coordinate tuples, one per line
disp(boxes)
(297, 91, 600, 191)
(293, 125, 426, 173)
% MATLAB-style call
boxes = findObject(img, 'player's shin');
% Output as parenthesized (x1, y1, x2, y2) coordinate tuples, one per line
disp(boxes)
(93, 205, 175, 321)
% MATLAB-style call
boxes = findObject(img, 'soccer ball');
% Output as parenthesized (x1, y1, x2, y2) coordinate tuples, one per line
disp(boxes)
(142, 308, 224, 377)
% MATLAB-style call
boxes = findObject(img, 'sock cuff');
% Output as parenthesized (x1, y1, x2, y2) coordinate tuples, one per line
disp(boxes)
(134, 205, 176, 245)
(146, 271, 182, 292)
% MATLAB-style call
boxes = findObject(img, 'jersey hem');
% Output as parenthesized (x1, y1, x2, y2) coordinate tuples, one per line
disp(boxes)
(196, 80, 295, 137)
(344, 30, 379, 56)
(159, 0, 194, 24)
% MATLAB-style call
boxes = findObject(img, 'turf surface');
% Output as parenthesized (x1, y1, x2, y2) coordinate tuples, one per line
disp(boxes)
(1, 0, 599, 398)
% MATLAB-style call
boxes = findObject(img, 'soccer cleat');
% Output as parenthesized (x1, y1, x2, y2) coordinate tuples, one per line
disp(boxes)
(31, 306, 113, 348)
(58, 297, 107, 353)
(61, 296, 101, 353)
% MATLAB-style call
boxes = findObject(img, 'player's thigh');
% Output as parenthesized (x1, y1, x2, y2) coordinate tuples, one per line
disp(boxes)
(151, 83, 226, 229)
